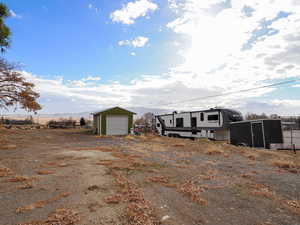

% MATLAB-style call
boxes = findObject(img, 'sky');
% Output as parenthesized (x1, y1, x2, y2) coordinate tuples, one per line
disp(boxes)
(2, 0, 300, 116)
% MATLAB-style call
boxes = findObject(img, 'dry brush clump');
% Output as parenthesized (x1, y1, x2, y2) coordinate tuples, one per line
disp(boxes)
(16, 192, 71, 214)
(249, 183, 276, 199)
(36, 170, 55, 175)
(0, 166, 12, 177)
(74, 146, 117, 152)
(204, 145, 224, 155)
(106, 172, 160, 225)
(19, 208, 80, 225)
(285, 200, 300, 214)
(178, 180, 208, 205)
(17, 182, 34, 190)
(271, 159, 297, 169)
(7, 175, 37, 183)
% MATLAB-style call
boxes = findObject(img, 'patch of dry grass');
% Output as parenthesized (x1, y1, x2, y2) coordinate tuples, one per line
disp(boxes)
(204, 145, 224, 155)
(16, 192, 71, 214)
(40, 162, 70, 168)
(178, 180, 208, 205)
(249, 183, 276, 199)
(112, 172, 160, 225)
(104, 194, 123, 204)
(245, 152, 258, 161)
(0, 167, 12, 177)
(271, 159, 296, 169)
(7, 176, 36, 183)
(17, 182, 34, 190)
(37, 170, 55, 175)
(148, 175, 169, 184)
(20, 208, 80, 225)
(74, 146, 117, 152)
(285, 200, 300, 214)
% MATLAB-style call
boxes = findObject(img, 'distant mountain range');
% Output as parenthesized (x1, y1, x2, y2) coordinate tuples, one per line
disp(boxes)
(1, 107, 173, 119)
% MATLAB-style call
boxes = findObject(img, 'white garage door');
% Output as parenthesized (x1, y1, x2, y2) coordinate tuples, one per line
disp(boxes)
(106, 115, 129, 135)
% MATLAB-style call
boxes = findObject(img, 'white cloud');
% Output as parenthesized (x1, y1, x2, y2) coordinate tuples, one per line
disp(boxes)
(131, 52, 136, 56)
(110, 0, 158, 25)
(83, 76, 101, 81)
(9, 10, 22, 19)
(118, 36, 149, 48)
(12, 0, 300, 115)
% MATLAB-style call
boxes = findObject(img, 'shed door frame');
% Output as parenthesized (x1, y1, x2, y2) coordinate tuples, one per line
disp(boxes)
(251, 122, 266, 148)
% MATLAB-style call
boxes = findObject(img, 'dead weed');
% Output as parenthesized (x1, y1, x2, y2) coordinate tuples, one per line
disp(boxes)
(178, 180, 208, 205)
(37, 170, 55, 175)
(271, 159, 297, 169)
(16, 192, 71, 213)
(0, 167, 12, 177)
(249, 183, 276, 199)
(112, 172, 160, 225)
(7, 176, 37, 183)
(19, 208, 80, 225)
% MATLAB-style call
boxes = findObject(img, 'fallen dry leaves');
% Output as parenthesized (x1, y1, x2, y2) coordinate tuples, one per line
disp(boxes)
(102, 170, 160, 225)
(178, 180, 208, 205)
(0, 167, 12, 177)
(16, 192, 71, 214)
(36, 170, 55, 175)
(7, 176, 37, 183)
(19, 208, 80, 225)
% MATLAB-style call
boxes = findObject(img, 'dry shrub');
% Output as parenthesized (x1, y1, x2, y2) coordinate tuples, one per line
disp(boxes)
(96, 155, 154, 172)
(7, 176, 36, 183)
(104, 194, 122, 204)
(204, 145, 224, 155)
(173, 144, 185, 147)
(178, 180, 208, 205)
(148, 175, 169, 184)
(271, 159, 296, 169)
(249, 184, 276, 199)
(0, 167, 12, 177)
(16, 192, 71, 213)
(88, 202, 103, 212)
(75, 146, 117, 152)
(241, 173, 252, 179)
(17, 182, 33, 189)
(245, 152, 258, 161)
(125, 135, 136, 140)
(112, 172, 159, 225)
(40, 162, 70, 168)
(37, 170, 54, 175)
(285, 200, 300, 213)
(0, 144, 17, 150)
(20, 208, 80, 225)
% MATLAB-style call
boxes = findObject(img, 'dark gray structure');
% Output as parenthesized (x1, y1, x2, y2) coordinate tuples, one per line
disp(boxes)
(230, 119, 283, 149)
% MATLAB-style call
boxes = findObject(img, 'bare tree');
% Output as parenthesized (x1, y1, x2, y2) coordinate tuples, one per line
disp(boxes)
(245, 113, 269, 120)
(0, 59, 41, 112)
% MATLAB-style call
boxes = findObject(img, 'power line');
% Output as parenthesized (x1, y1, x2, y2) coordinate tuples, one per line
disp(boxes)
(158, 78, 300, 106)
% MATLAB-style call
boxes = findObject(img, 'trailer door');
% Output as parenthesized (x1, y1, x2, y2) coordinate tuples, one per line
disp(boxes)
(251, 122, 265, 148)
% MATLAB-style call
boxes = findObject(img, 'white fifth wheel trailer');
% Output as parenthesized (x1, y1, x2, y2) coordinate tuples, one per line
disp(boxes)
(155, 108, 243, 140)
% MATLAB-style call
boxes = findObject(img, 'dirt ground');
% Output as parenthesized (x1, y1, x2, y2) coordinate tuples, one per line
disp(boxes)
(0, 128, 299, 225)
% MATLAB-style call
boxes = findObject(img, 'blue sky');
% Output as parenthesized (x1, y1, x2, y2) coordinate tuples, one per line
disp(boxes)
(2, 0, 300, 115)
(4, 0, 182, 83)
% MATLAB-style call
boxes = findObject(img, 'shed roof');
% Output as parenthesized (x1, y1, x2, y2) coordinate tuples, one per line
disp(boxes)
(92, 106, 136, 115)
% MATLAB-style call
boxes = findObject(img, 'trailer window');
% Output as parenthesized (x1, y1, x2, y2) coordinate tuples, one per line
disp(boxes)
(176, 118, 184, 128)
(208, 114, 219, 121)
(157, 123, 160, 127)
(200, 113, 204, 121)
(191, 117, 197, 127)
